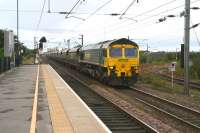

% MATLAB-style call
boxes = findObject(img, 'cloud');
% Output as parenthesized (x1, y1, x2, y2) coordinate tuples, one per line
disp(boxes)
(0, 0, 200, 51)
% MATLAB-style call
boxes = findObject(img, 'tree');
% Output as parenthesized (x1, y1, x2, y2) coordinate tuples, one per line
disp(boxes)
(0, 30, 4, 58)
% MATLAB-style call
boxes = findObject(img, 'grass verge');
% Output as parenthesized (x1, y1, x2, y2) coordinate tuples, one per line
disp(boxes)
(137, 72, 200, 102)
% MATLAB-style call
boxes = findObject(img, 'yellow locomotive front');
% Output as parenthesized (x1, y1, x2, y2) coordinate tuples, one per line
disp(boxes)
(104, 41, 139, 85)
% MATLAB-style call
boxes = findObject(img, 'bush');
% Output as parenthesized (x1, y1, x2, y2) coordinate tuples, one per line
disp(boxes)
(190, 53, 200, 79)
(140, 51, 200, 80)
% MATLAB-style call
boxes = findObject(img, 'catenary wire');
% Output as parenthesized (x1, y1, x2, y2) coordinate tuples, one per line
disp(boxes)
(69, 0, 113, 33)
(105, 0, 179, 30)
(119, 0, 137, 19)
(36, 0, 46, 33)
(85, 0, 112, 20)
(65, 0, 81, 18)
(191, 21, 200, 46)
(106, 0, 200, 34)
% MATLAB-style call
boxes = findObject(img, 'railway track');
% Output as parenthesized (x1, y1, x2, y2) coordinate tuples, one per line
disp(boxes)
(48, 60, 157, 133)
(45, 57, 200, 132)
(129, 87, 200, 132)
(158, 73, 200, 90)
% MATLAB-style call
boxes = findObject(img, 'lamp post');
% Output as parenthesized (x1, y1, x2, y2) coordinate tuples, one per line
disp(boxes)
(17, 0, 19, 43)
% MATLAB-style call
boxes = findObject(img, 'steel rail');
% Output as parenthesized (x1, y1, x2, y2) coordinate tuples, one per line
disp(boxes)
(48, 59, 158, 133)
(157, 72, 200, 90)
(130, 87, 200, 131)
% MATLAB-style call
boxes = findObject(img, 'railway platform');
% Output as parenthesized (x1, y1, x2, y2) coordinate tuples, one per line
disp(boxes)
(0, 64, 110, 133)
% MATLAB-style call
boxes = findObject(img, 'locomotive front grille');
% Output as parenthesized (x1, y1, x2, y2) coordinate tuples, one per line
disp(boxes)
(121, 64, 125, 68)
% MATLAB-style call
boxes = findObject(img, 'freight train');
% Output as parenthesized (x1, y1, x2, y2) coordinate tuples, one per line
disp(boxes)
(46, 38, 140, 86)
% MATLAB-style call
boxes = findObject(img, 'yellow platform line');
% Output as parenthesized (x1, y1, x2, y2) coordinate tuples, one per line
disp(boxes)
(29, 65, 39, 133)
(41, 65, 74, 133)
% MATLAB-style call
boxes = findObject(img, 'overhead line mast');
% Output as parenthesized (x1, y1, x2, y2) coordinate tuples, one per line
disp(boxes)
(184, 0, 190, 95)
(48, 0, 51, 13)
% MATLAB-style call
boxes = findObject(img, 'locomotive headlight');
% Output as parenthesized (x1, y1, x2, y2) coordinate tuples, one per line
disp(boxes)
(109, 66, 114, 69)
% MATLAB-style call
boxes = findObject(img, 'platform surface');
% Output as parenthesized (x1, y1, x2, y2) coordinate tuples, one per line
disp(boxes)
(42, 64, 110, 133)
(0, 64, 110, 133)
(0, 65, 52, 133)
(0, 65, 37, 132)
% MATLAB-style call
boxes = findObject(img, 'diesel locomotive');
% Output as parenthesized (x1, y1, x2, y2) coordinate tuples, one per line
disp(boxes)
(47, 38, 140, 86)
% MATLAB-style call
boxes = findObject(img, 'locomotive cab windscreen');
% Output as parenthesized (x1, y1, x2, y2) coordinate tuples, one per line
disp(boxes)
(106, 39, 139, 80)
(110, 47, 122, 57)
(125, 48, 137, 57)
(109, 46, 138, 57)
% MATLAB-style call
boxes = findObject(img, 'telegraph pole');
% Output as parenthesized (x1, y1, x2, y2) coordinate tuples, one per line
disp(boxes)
(184, 0, 190, 95)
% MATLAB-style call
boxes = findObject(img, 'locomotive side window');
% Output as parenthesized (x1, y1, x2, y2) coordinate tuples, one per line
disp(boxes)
(125, 48, 137, 57)
(110, 48, 122, 57)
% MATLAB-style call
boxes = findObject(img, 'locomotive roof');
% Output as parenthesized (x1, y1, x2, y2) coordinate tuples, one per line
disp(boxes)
(61, 48, 69, 52)
(81, 38, 138, 50)
(69, 45, 82, 52)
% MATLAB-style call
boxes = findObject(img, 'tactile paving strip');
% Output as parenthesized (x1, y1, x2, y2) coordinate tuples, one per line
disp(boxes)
(42, 65, 74, 133)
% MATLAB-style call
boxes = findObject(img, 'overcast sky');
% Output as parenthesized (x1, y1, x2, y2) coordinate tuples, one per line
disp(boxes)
(0, 0, 200, 51)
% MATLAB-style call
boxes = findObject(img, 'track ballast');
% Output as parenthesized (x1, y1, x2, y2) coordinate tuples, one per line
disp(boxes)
(49, 59, 157, 133)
